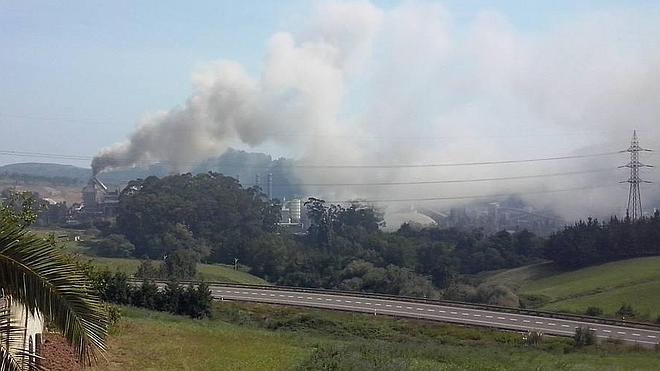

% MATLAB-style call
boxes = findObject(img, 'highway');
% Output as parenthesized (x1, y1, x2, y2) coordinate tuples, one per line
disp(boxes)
(208, 284, 660, 346)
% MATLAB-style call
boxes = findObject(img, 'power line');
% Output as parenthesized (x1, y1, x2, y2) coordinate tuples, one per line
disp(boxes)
(321, 185, 620, 204)
(0, 149, 621, 169)
(244, 168, 613, 188)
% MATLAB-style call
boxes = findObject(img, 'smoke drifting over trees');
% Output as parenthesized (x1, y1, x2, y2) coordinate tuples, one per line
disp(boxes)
(92, 1, 660, 219)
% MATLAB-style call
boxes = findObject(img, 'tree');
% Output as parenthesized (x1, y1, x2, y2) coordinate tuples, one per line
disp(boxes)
(0, 191, 108, 368)
(574, 326, 596, 347)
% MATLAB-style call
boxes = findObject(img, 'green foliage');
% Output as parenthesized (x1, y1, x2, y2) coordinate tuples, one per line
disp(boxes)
(162, 249, 198, 280)
(89, 269, 212, 319)
(585, 306, 603, 316)
(523, 330, 544, 346)
(0, 191, 108, 366)
(545, 215, 660, 268)
(574, 326, 596, 347)
(116, 173, 280, 261)
(616, 303, 636, 319)
(135, 259, 161, 279)
(86, 234, 135, 258)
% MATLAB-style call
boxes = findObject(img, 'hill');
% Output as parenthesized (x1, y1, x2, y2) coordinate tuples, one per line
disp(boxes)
(484, 256, 660, 320)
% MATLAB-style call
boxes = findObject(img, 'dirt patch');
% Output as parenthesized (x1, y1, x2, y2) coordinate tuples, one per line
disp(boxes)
(41, 333, 83, 371)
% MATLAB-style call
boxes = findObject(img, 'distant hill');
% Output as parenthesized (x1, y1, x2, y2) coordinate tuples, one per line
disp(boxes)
(0, 149, 303, 199)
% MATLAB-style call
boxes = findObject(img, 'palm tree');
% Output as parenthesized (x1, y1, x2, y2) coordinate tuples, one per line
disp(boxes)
(0, 204, 108, 369)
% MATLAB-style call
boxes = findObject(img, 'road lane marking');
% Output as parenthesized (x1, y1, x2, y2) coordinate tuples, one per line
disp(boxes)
(335, 300, 342, 302)
(355, 302, 362, 304)
(385, 304, 392, 307)
(251, 292, 257, 295)
(617, 332, 626, 335)
(451, 312, 458, 315)
(345, 300, 352, 303)
(406, 307, 414, 310)
(473, 314, 481, 317)
(287, 295, 294, 298)
(547, 323, 556, 326)
(461, 313, 469, 316)
(485, 315, 493, 318)
(375, 303, 381, 306)
(325, 299, 333, 301)
(523, 320, 530, 323)
(497, 317, 506, 320)
(417, 308, 424, 311)
(509, 319, 518, 322)
(427, 309, 435, 312)
(316, 298, 323, 300)
(365, 302, 372, 305)
(648, 335, 657, 338)
(297, 296, 303, 299)
(438, 310, 445, 313)
(396, 305, 402, 309)
(633, 333, 641, 337)
(603, 330, 611, 333)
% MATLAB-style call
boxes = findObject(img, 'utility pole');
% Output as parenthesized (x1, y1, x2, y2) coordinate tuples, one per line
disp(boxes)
(620, 130, 652, 220)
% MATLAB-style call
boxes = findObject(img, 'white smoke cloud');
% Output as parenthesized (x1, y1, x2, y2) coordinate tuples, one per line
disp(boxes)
(93, 1, 660, 220)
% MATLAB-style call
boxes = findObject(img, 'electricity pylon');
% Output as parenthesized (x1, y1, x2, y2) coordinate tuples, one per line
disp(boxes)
(620, 130, 652, 220)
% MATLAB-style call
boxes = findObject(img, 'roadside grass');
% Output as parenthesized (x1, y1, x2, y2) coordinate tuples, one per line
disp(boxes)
(85, 256, 269, 285)
(95, 302, 660, 370)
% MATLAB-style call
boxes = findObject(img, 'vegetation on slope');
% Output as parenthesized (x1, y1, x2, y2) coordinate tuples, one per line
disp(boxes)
(94, 303, 660, 371)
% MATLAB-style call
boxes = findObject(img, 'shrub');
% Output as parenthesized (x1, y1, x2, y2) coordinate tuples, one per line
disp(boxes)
(616, 303, 636, 319)
(585, 306, 603, 317)
(574, 326, 596, 347)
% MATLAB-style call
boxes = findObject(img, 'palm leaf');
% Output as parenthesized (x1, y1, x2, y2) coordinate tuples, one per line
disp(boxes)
(0, 221, 108, 365)
(0, 308, 44, 371)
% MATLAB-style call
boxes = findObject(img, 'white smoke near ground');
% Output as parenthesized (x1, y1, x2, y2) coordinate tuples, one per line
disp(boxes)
(92, 1, 660, 221)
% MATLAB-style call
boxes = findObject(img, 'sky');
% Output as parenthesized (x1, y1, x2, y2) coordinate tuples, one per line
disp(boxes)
(2, 0, 660, 218)
(2, 0, 656, 166)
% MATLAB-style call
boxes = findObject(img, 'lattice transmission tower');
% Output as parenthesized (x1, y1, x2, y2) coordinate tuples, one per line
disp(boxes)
(620, 130, 652, 220)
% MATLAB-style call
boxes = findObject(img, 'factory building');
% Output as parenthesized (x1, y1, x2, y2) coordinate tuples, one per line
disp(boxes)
(80, 177, 119, 218)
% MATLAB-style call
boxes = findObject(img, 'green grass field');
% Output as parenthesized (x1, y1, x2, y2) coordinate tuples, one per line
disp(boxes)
(485, 256, 660, 319)
(93, 303, 660, 370)
(85, 256, 269, 285)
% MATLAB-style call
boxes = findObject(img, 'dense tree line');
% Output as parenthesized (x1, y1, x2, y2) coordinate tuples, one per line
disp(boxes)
(104, 174, 544, 299)
(91, 270, 213, 318)
(544, 212, 660, 268)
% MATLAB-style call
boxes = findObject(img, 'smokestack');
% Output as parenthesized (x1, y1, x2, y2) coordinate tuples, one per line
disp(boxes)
(267, 172, 273, 200)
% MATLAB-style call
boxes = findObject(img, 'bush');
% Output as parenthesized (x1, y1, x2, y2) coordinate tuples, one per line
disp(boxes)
(616, 303, 636, 319)
(135, 259, 162, 279)
(585, 306, 603, 317)
(523, 330, 544, 346)
(86, 234, 135, 258)
(574, 326, 596, 347)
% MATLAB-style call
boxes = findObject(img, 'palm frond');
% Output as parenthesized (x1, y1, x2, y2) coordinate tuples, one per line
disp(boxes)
(0, 222, 108, 365)
(0, 308, 44, 371)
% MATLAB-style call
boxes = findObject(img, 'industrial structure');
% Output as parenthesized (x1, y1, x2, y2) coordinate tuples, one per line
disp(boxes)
(80, 176, 120, 218)
(620, 131, 652, 220)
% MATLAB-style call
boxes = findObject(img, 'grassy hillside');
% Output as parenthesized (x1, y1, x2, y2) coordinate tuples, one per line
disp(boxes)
(87, 256, 269, 285)
(93, 303, 660, 370)
(486, 256, 660, 319)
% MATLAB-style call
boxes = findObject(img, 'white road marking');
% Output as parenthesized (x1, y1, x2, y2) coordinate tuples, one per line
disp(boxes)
(385, 304, 392, 307)
(297, 296, 303, 299)
(523, 320, 530, 323)
(325, 299, 332, 301)
(375, 303, 381, 306)
(355, 302, 362, 304)
(485, 315, 493, 318)
(416, 308, 424, 311)
(451, 312, 458, 315)
(509, 319, 518, 322)
(335, 300, 342, 302)
(365, 302, 372, 305)
(497, 317, 506, 320)
(406, 307, 414, 310)
(648, 335, 657, 339)
(438, 310, 445, 313)
(287, 295, 294, 298)
(316, 298, 323, 301)
(427, 309, 435, 312)
(617, 332, 626, 335)
(535, 322, 544, 325)
(603, 330, 611, 333)
(269, 294, 275, 297)
(251, 292, 257, 295)
(278, 294, 284, 297)
(396, 305, 402, 309)
(547, 323, 556, 326)
(473, 314, 481, 317)
(633, 333, 641, 337)
(345, 300, 352, 303)
(461, 313, 469, 316)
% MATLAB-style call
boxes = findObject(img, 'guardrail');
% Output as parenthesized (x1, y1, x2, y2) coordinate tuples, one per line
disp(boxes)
(140, 279, 660, 332)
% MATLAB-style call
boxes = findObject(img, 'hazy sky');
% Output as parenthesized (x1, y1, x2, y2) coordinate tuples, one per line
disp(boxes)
(2, 0, 658, 168)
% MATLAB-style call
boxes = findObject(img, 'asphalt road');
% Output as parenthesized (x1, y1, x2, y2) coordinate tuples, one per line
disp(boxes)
(209, 285, 660, 346)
